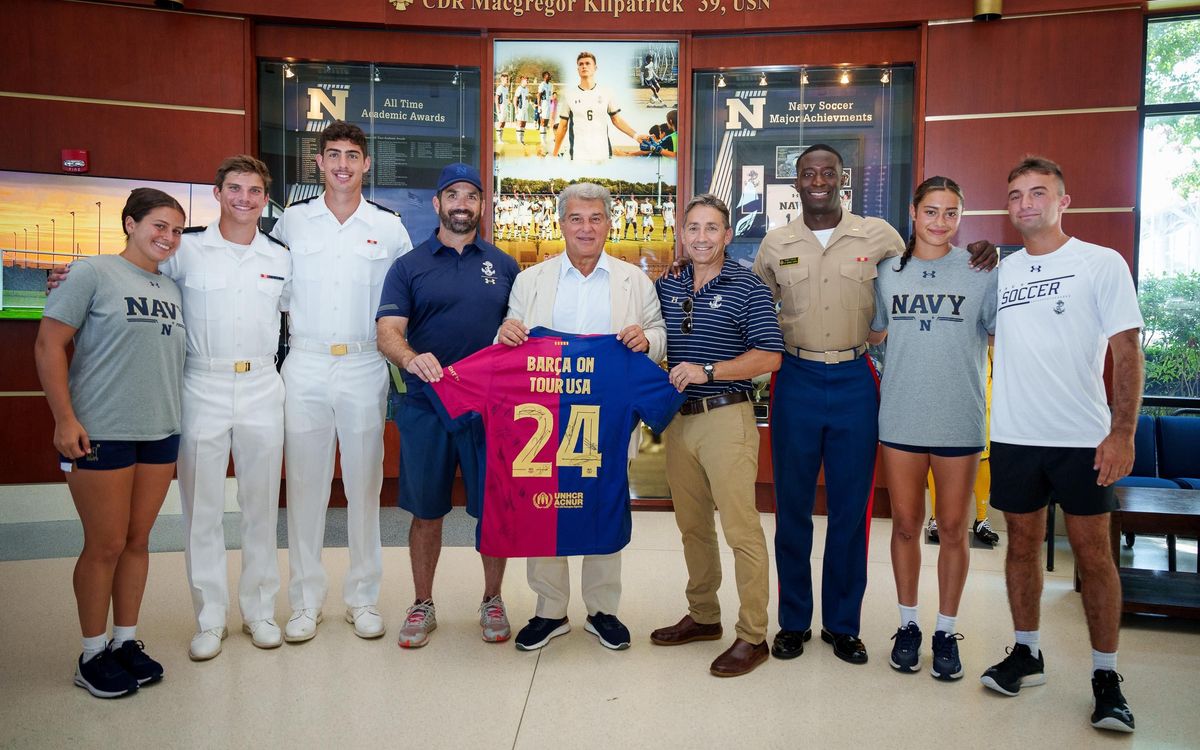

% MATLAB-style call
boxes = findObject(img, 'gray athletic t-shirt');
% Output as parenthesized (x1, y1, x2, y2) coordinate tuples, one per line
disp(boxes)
(871, 247, 997, 447)
(43, 254, 186, 440)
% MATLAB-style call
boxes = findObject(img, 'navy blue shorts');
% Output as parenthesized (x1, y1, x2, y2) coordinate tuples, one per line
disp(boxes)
(881, 441, 985, 458)
(60, 434, 181, 471)
(395, 395, 485, 520)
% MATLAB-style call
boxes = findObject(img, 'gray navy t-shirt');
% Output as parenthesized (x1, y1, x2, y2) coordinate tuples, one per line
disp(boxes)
(871, 247, 997, 447)
(43, 254, 186, 440)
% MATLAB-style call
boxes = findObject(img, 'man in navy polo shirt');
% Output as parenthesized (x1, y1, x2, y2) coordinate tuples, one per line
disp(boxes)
(376, 163, 520, 649)
(650, 194, 784, 677)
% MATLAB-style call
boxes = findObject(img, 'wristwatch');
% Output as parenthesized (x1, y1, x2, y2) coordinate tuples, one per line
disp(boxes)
(703, 363, 715, 383)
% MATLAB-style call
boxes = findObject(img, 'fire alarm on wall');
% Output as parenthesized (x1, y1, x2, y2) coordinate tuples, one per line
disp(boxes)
(61, 149, 89, 173)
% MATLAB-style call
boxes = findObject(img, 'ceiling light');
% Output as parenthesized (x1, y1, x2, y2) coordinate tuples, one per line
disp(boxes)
(759, 72, 768, 87)
(880, 69, 890, 84)
(800, 70, 809, 85)
(717, 74, 726, 88)
(283, 63, 294, 79)
(839, 70, 850, 85)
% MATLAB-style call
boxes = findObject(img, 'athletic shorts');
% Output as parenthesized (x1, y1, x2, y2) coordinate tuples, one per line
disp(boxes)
(880, 441, 984, 458)
(990, 441, 1116, 516)
(60, 434, 181, 471)
(395, 395, 485, 520)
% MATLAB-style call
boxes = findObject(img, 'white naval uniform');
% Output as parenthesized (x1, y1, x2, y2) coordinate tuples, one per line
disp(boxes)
(271, 194, 412, 610)
(164, 224, 291, 631)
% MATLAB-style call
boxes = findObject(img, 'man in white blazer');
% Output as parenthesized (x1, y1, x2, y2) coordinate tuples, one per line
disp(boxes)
(497, 182, 666, 652)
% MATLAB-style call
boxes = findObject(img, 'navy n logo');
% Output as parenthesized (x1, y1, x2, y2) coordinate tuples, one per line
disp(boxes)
(920, 320, 932, 331)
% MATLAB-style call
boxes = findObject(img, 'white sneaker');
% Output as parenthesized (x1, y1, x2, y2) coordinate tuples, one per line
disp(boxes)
(284, 608, 322, 643)
(345, 605, 385, 639)
(188, 627, 227, 661)
(242, 618, 282, 649)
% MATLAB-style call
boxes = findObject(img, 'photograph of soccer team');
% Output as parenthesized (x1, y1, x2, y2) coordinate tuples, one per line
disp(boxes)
(493, 40, 679, 271)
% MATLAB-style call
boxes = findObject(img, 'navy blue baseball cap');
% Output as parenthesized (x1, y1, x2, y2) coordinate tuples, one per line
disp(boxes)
(435, 162, 483, 193)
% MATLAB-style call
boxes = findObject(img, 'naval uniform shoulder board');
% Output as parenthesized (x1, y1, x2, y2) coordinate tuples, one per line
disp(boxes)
(265, 233, 289, 250)
(366, 199, 401, 218)
(183, 225, 207, 234)
(287, 195, 319, 207)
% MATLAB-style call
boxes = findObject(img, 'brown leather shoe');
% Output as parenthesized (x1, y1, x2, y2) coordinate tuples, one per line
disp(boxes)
(650, 615, 723, 646)
(710, 638, 769, 677)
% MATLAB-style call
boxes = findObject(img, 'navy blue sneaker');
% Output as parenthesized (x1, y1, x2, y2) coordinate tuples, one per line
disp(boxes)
(889, 622, 922, 673)
(585, 612, 631, 650)
(108, 640, 163, 686)
(74, 651, 138, 699)
(931, 631, 964, 681)
(515, 616, 570, 651)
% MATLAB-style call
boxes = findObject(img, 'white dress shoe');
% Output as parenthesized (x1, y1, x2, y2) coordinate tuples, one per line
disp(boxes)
(242, 618, 283, 649)
(346, 605, 385, 639)
(189, 627, 228, 661)
(284, 609, 323, 643)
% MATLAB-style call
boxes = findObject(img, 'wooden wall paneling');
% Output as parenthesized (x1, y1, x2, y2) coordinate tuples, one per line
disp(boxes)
(955, 212, 1137, 266)
(0, 397, 63, 484)
(0, 321, 42, 392)
(922, 111, 1141, 211)
(0, 98, 246, 183)
(0, 0, 246, 111)
(691, 28, 921, 69)
(254, 25, 487, 68)
(925, 9, 1142, 116)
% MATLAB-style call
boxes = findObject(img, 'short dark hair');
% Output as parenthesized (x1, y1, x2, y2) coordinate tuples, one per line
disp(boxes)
(683, 193, 731, 229)
(1007, 155, 1065, 194)
(577, 51, 596, 65)
(121, 188, 184, 235)
(797, 143, 843, 170)
(215, 154, 272, 191)
(319, 120, 368, 155)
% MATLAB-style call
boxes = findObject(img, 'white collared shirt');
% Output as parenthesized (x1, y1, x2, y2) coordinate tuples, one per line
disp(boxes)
(271, 193, 412, 343)
(161, 223, 290, 360)
(552, 251, 612, 334)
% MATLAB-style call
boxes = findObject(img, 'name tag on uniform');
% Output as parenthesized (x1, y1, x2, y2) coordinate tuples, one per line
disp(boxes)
(779, 257, 799, 266)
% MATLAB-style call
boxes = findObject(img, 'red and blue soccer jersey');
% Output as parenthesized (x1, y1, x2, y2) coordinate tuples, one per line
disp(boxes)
(428, 328, 685, 558)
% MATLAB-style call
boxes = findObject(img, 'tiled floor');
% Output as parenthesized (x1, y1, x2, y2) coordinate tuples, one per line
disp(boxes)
(1, 511, 1196, 748)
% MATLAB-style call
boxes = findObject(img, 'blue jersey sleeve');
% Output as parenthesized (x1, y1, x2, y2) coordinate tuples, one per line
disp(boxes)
(623, 345, 686, 433)
(376, 256, 413, 321)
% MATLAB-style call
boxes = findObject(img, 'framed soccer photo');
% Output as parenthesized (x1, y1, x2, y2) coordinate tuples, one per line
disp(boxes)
(492, 39, 680, 277)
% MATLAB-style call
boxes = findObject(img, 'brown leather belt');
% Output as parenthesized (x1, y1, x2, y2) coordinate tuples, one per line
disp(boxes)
(679, 391, 750, 416)
(788, 343, 867, 364)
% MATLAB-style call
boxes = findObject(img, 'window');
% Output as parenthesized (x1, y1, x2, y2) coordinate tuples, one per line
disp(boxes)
(1140, 15, 1200, 404)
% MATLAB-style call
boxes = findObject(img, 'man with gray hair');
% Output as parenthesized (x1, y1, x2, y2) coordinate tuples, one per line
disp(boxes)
(497, 182, 666, 652)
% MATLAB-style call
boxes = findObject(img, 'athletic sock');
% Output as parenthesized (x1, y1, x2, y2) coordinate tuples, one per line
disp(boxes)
(935, 612, 957, 634)
(81, 634, 107, 662)
(111, 625, 137, 648)
(1092, 649, 1118, 673)
(898, 604, 919, 629)
(1015, 629, 1040, 658)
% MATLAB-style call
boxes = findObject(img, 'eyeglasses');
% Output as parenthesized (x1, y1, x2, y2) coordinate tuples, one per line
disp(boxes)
(680, 298, 693, 334)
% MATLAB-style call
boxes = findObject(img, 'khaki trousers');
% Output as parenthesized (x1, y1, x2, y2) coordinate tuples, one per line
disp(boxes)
(664, 400, 769, 643)
(527, 553, 622, 619)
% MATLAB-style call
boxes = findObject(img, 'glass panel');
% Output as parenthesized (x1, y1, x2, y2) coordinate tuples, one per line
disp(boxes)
(1139, 114, 1200, 399)
(1145, 17, 1200, 106)
(257, 61, 481, 239)
(692, 66, 914, 422)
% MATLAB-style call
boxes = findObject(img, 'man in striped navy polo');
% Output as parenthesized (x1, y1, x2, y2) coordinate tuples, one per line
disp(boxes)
(650, 194, 784, 677)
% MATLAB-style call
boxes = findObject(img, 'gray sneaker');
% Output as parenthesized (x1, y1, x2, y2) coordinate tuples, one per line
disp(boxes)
(397, 600, 437, 649)
(479, 595, 512, 643)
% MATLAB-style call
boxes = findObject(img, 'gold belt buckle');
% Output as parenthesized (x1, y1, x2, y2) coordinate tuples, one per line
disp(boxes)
(234, 361, 251, 373)
(330, 343, 348, 356)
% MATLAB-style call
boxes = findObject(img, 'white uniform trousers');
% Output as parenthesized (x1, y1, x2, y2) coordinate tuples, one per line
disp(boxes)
(527, 553, 622, 619)
(281, 349, 387, 610)
(178, 366, 285, 631)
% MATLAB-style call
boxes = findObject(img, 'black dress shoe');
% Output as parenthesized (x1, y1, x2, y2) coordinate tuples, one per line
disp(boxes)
(770, 628, 812, 660)
(821, 628, 868, 664)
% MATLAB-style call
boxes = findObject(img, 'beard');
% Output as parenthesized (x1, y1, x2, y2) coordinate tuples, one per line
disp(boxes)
(440, 208, 479, 234)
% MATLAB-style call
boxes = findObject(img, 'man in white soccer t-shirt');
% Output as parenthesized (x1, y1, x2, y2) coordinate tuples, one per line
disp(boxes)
(640, 198, 654, 242)
(980, 157, 1143, 735)
(550, 51, 646, 164)
(661, 197, 676, 242)
(624, 195, 639, 240)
